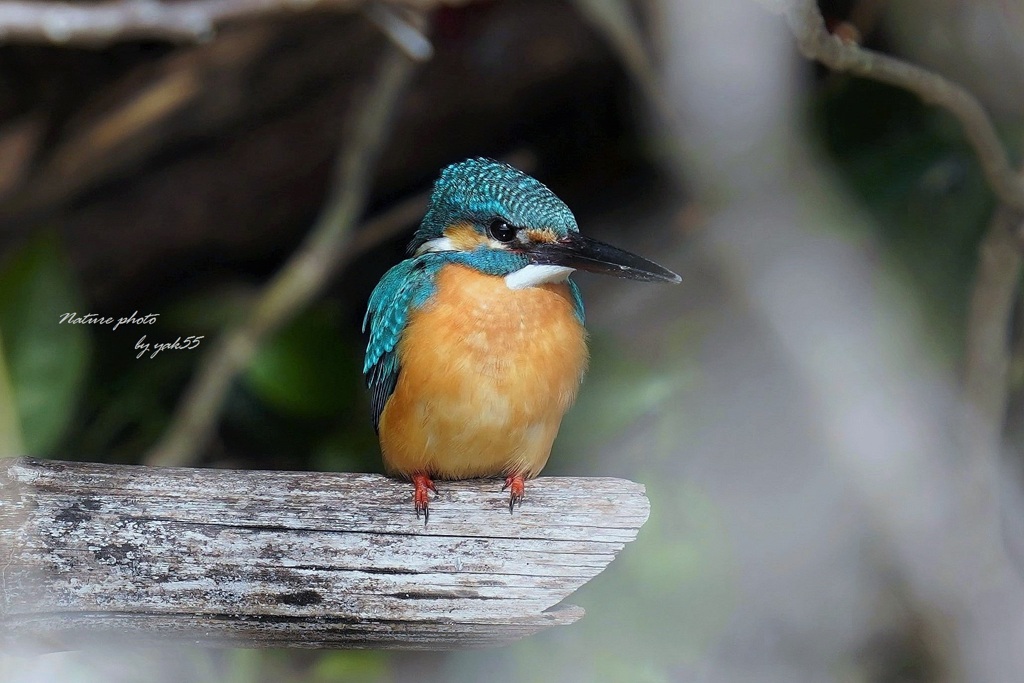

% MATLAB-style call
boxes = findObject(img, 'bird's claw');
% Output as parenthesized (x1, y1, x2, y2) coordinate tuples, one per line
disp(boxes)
(412, 473, 436, 525)
(502, 473, 525, 514)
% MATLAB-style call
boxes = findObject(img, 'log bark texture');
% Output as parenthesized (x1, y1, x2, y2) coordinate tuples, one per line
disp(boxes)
(0, 458, 649, 650)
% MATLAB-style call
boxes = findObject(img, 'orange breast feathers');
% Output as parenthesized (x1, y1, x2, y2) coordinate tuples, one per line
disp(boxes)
(378, 263, 589, 480)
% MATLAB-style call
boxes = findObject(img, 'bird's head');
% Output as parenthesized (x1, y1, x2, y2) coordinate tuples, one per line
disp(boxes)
(410, 159, 680, 288)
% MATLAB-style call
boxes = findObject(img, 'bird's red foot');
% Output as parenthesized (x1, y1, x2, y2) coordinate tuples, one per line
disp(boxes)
(412, 473, 437, 524)
(502, 473, 525, 514)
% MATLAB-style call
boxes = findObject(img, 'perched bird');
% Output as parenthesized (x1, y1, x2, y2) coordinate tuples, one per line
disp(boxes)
(363, 159, 680, 521)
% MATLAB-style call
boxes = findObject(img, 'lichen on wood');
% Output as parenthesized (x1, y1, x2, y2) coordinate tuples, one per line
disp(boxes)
(0, 458, 649, 650)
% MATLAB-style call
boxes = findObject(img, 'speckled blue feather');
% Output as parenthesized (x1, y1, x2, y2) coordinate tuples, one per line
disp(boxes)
(363, 160, 586, 431)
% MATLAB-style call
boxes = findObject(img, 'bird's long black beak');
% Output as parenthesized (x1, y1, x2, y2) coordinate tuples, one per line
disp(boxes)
(527, 233, 681, 283)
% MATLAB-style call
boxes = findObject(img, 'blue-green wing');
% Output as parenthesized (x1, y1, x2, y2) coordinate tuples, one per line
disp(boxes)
(568, 278, 585, 325)
(362, 257, 437, 432)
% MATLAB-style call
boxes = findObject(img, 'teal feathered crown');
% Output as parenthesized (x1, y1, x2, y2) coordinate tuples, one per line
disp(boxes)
(409, 158, 578, 253)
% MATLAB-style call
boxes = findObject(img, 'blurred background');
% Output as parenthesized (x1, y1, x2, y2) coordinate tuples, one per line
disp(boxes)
(4, 0, 1024, 680)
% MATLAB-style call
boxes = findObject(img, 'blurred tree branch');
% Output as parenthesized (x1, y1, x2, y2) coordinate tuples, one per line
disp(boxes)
(766, 0, 1024, 469)
(0, 0, 598, 310)
(144, 13, 427, 467)
(965, 208, 1023, 461)
(571, 0, 674, 127)
(770, 0, 1024, 211)
(0, 4, 430, 218)
(0, 0, 466, 46)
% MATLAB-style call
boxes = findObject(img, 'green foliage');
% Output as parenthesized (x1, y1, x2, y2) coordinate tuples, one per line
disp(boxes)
(162, 282, 255, 334)
(310, 427, 379, 474)
(224, 650, 265, 683)
(75, 350, 193, 462)
(308, 651, 391, 682)
(616, 480, 736, 657)
(813, 77, 998, 347)
(556, 332, 693, 463)
(442, 321, 723, 682)
(444, 480, 734, 683)
(0, 234, 90, 455)
(244, 306, 363, 419)
(0, 333, 24, 456)
(69, 285, 247, 462)
(208, 649, 391, 683)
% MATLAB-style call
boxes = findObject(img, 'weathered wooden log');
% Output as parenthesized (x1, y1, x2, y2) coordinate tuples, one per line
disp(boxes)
(0, 458, 649, 650)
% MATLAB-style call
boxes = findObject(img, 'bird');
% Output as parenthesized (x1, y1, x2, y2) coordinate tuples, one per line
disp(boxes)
(363, 158, 680, 521)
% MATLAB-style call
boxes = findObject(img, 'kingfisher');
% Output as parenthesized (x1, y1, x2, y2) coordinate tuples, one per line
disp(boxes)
(363, 159, 680, 521)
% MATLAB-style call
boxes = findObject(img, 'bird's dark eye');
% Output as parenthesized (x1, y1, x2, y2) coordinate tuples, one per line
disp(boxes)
(488, 219, 517, 243)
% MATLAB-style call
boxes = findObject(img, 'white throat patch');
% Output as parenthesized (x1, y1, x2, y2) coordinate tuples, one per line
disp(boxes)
(504, 264, 575, 290)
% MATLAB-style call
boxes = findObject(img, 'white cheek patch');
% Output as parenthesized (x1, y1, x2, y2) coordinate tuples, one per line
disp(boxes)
(415, 237, 456, 255)
(415, 236, 509, 255)
(504, 265, 575, 290)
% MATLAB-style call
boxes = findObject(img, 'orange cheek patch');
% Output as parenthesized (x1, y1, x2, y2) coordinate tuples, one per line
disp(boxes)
(525, 229, 558, 243)
(443, 222, 489, 250)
